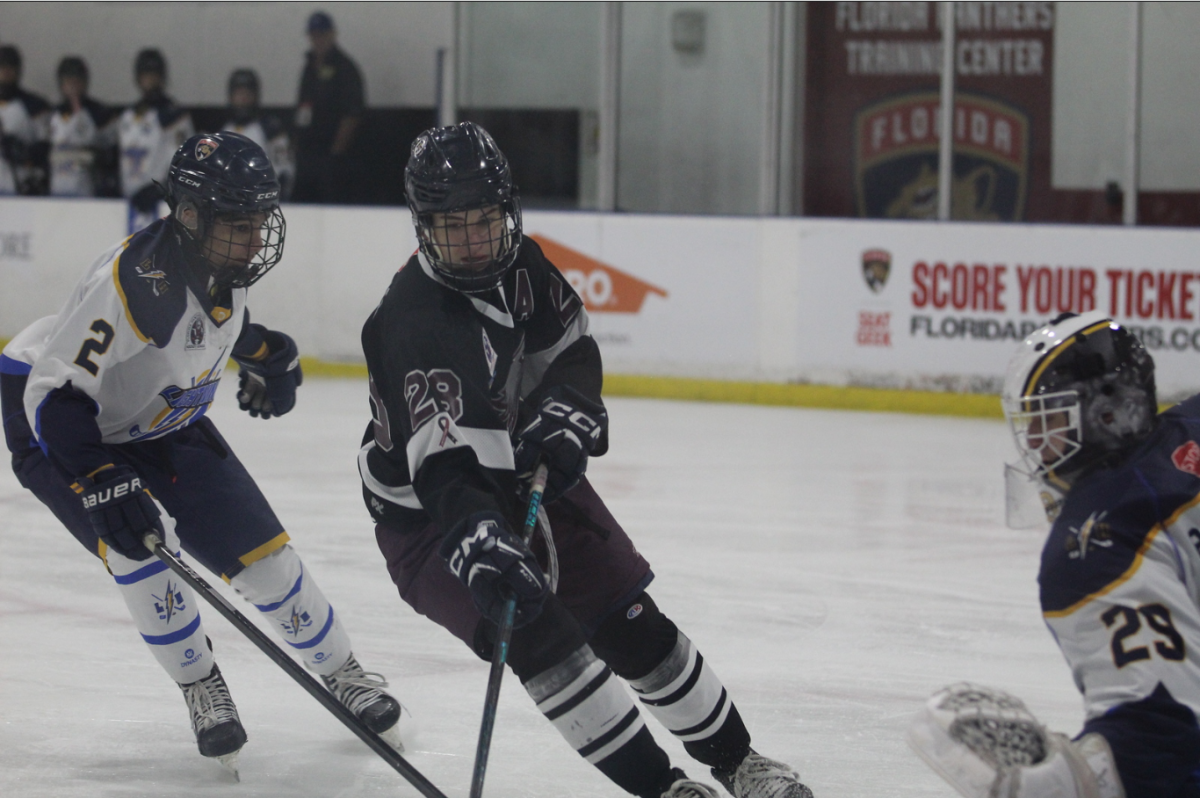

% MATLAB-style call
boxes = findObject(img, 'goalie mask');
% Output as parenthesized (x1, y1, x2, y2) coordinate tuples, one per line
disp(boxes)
(166, 131, 285, 289)
(404, 121, 522, 294)
(1002, 311, 1157, 488)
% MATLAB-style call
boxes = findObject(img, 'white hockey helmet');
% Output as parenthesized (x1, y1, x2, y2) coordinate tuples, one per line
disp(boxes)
(1002, 310, 1157, 487)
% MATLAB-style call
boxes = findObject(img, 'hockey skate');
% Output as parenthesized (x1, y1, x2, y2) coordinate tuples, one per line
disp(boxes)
(179, 663, 246, 780)
(321, 653, 404, 751)
(661, 771, 722, 798)
(714, 752, 814, 798)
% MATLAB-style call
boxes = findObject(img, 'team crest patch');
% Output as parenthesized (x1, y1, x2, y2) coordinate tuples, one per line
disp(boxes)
(482, 328, 498, 386)
(194, 136, 220, 160)
(185, 313, 206, 349)
(862, 249, 891, 293)
(135, 257, 170, 296)
(854, 91, 1029, 221)
(1064, 511, 1114, 561)
(1172, 441, 1200, 477)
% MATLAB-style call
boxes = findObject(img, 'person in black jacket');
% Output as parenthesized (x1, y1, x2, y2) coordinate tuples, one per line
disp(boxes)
(360, 121, 814, 798)
(292, 10, 364, 203)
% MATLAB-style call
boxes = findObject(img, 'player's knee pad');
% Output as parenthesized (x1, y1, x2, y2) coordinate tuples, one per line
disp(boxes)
(230, 544, 350, 675)
(106, 523, 212, 684)
(589, 591, 679, 680)
(524, 643, 650, 769)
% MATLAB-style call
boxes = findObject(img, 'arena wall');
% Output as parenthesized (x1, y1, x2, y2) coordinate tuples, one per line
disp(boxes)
(4, 196, 1200, 408)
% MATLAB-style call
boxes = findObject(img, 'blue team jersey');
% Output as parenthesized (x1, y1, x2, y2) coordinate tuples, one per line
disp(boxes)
(1041, 396, 1200, 798)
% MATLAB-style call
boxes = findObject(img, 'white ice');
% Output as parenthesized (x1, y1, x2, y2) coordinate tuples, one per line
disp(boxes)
(0, 378, 1081, 797)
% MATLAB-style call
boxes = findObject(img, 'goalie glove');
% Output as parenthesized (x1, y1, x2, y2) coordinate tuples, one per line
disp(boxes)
(907, 683, 1125, 798)
(439, 511, 549, 629)
(514, 385, 607, 504)
(233, 327, 303, 419)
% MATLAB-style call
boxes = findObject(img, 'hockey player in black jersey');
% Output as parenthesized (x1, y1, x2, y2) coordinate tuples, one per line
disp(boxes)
(910, 311, 1200, 798)
(360, 121, 814, 798)
(1, 131, 402, 776)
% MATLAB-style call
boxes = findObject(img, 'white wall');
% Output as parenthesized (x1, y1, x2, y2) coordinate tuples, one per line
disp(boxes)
(1, 1, 453, 106)
(6, 196, 1200, 400)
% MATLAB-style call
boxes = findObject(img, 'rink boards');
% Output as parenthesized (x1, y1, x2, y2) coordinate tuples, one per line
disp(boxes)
(3, 197, 1200, 400)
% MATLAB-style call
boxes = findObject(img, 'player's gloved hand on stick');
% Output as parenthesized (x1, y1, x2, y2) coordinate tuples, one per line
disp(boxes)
(129, 183, 162, 214)
(79, 464, 164, 561)
(233, 329, 303, 419)
(439, 511, 549, 628)
(514, 385, 607, 503)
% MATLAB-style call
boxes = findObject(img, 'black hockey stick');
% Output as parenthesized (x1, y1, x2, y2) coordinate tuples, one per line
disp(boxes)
(469, 461, 550, 798)
(142, 533, 449, 798)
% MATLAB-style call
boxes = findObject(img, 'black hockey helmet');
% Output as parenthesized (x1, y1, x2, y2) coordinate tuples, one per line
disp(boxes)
(134, 48, 166, 77)
(0, 45, 21, 73)
(228, 68, 260, 98)
(57, 56, 88, 83)
(404, 121, 522, 293)
(1002, 311, 1157, 485)
(166, 131, 285, 289)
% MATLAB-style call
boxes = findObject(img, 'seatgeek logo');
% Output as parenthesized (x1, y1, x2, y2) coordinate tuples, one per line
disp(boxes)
(529, 235, 667, 314)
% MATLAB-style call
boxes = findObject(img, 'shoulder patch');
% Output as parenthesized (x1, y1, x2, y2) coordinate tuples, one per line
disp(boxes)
(114, 221, 187, 348)
(1171, 441, 1200, 478)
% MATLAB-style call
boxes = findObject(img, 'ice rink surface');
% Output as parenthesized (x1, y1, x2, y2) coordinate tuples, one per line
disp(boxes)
(0, 378, 1082, 798)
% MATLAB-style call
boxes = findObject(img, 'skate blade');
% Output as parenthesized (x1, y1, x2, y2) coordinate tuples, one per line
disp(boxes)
(214, 750, 241, 781)
(376, 721, 404, 753)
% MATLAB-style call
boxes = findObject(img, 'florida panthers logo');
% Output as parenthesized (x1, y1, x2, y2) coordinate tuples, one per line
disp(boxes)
(194, 137, 220, 160)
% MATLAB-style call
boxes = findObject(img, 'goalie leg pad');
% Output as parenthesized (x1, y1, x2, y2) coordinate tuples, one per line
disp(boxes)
(907, 683, 1125, 798)
(230, 545, 351, 676)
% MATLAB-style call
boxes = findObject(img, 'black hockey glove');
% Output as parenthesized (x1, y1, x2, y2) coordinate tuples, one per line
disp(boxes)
(439, 511, 549, 629)
(514, 386, 607, 503)
(234, 330, 303, 419)
(129, 183, 162, 214)
(79, 465, 163, 561)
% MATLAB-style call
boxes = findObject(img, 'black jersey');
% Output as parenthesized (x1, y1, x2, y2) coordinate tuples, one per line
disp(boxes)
(360, 238, 603, 537)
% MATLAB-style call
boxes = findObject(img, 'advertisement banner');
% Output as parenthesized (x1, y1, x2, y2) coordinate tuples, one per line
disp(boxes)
(805, 2, 1055, 222)
(795, 219, 1200, 399)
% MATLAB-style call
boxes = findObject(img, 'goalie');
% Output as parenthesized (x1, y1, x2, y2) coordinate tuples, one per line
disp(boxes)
(910, 311, 1200, 798)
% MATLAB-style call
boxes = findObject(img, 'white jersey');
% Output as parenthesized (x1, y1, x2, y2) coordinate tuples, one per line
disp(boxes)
(223, 115, 293, 196)
(1039, 396, 1200, 794)
(0, 89, 51, 194)
(49, 99, 115, 197)
(117, 99, 193, 197)
(17, 219, 246, 448)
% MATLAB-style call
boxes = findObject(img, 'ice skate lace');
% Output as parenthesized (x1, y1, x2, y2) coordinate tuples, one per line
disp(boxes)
(323, 657, 392, 717)
(183, 671, 238, 733)
(735, 754, 813, 798)
(662, 780, 721, 798)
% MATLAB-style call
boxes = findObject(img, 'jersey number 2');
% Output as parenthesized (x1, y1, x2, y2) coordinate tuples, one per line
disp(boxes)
(73, 319, 115, 376)
(1101, 603, 1185, 667)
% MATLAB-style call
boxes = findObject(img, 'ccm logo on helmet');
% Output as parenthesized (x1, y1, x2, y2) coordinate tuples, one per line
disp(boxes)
(180, 177, 201, 187)
(257, 191, 278, 200)
(82, 477, 143, 508)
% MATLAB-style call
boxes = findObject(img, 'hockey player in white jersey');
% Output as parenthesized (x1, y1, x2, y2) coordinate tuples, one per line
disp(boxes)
(49, 56, 118, 197)
(0, 45, 51, 195)
(0, 131, 403, 776)
(221, 69, 293, 199)
(910, 311, 1200, 798)
(118, 49, 193, 232)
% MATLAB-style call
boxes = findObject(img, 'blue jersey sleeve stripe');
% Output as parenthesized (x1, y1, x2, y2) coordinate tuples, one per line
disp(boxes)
(0, 355, 32, 376)
(283, 607, 336, 650)
(112, 558, 169, 585)
(251, 569, 303, 613)
(139, 613, 201, 646)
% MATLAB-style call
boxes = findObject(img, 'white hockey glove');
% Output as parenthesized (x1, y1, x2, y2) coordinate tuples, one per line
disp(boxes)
(907, 683, 1124, 798)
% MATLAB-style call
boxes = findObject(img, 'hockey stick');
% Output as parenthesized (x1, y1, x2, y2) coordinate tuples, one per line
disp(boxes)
(142, 533, 449, 798)
(469, 461, 550, 798)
